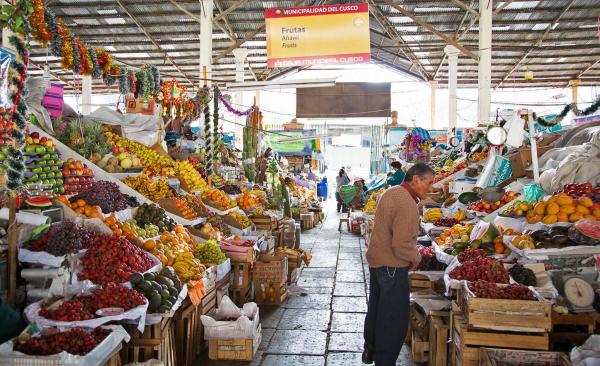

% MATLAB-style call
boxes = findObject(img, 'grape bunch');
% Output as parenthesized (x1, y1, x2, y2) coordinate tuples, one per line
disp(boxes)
(416, 245, 447, 271)
(449, 256, 509, 283)
(27, 222, 95, 256)
(39, 283, 146, 321)
(508, 264, 537, 287)
(469, 280, 536, 300)
(194, 240, 227, 265)
(72, 180, 139, 213)
(433, 218, 460, 227)
(457, 248, 486, 262)
(14, 328, 111, 356)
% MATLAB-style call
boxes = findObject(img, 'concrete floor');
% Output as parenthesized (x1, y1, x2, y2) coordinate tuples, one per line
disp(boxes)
(195, 200, 416, 366)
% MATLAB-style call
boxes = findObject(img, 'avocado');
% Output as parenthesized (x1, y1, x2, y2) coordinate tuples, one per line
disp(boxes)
(138, 280, 152, 293)
(151, 282, 163, 293)
(552, 235, 569, 246)
(459, 192, 480, 205)
(168, 287, 179, 297)
(172, 277, 182, 291)
(158, 305, 171, 313)
(161, 290, 170, 301)
(168, 296, 177, 304)
(161, 284, 168, 291)
(156, 275, 175, 288)
(550, 226, 569, 236)
(161, 266, 177, 280)
(531, 230, 547, 242)
(162, 300, 173, 309)
(147, 290, 160, 301)
(129, 273, 143, 285)
(149, 293, 162, 312)
(144, 273, 156, 282)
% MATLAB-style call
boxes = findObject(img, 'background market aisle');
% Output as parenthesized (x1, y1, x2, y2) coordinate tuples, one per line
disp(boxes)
(195, 200, 415, 366)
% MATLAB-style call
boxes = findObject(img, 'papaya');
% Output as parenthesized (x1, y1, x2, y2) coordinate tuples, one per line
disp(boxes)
(546, 203, 559, 215)
(542, 215, 558, 225)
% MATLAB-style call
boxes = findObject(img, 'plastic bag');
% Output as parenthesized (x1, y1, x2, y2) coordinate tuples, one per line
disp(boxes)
(570, 334, 600, 366)
(523, 183, 545, 203)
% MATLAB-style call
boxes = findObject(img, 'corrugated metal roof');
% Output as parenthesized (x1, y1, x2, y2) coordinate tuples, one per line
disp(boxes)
(27, 0, 600, 93)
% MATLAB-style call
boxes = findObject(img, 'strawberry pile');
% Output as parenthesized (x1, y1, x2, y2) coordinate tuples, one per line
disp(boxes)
(14, 328, 111, 356)
(449, 256, 509, 283)
(468, 280, 535, 300)
(79, 234, 153, 284)
(39, 283, 146, 321)
(433, 218, 460, 227)
(457, 248, 486, 262)
(416, 245, 446, 271)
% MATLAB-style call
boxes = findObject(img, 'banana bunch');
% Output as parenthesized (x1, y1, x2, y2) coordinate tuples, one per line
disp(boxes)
(424, 208, 443, 223)
(124, 174, 174, 202)
(173, 252, 206, 283)
(451, 209, 467, 221)
(364, 199, 377, 215)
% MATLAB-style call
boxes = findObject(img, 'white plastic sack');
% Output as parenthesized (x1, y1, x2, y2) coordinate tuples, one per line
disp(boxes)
(571, 334, 600, 366)
(216, 258, 231, 283)
(504, 113, 525, 148)
(24, 77, 53, 134)
(200, 296, 259, 340)
(0, 325, 130, 366)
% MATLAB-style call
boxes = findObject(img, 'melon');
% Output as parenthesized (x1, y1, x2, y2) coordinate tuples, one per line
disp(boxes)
(26, 196, 52, 208)
(120, 158, 133, 169)
(568, 219, 600, 246)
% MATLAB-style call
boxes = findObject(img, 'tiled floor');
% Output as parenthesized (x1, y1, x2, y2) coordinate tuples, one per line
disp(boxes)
(195, 200, 415, 365)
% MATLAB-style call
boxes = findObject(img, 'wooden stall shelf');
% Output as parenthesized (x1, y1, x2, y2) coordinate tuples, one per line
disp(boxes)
(174, 299, 201, 366)
(229, 254, 254, 306)
(208, 325, 262, 361)
(300, 212, 315, 230)
(254, 281, 288, 305)
(551, 311, 597, 351)
(411, 331, 429, 363)
(120, 318, 177, 366)
(428, 315, 450, 366)
(479, 347, 571, 366)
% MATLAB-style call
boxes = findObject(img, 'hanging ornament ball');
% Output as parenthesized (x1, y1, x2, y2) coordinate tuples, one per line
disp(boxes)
(222, 93, 232, 104)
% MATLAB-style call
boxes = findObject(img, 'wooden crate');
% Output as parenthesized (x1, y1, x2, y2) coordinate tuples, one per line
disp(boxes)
(250, 214, 279, 231)
(229, 282, 254, 306)
(174, 299, 201, 366)
(428, 313, 450, 366)
(229, 257, 253, 306)
(411, 331, 429, 363)
(300, 213, 314, 230)
(216, 272, 231, 305)
(551, 311, 597, 351)
(459, 282, 552, 333)
(409, 272, 444, 293)
(452, 313, 549, 366)
(254, 281, 288, 305)
(479, 347, 571, 366)
(120, 318, 177, 366)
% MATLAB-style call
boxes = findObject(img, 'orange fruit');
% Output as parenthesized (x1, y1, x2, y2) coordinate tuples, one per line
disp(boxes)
(84, 206, 93, 217)
(576, 205, 590, 215)
(534, 203, 546, 215)
(559, 205, 575, 215)
(546, 203, 559, 215)
(542, 215, 557, 225)
(557, 212, 569, 222)
(144, 239, 156, 250)
(547, 196, 558, 206)
(76, 199, 86, 207)
(593, 208, 600, 219)
(557, 194, 574, 206)
(579, 196, 594, 208)
(584, 214, 595, 220)
(569, 212, 583, 222)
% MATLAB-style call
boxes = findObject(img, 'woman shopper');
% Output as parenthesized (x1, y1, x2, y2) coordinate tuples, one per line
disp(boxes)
(335, 168, 350, 212)
(386, 161, 405, 187)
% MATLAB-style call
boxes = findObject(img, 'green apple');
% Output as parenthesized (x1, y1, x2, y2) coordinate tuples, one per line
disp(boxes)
(33, 167, 42, 173)
(0, 152, 5, 159)
(42, 179, 50, 185)
(59, 186, 65, 194)
(45, 147, 54, 153)
(48, 178, 56, 185)
(25, 146, 36, 153)
(35, 146, 46, 154)
(56, 178, 63, 185)
(42, 154, 50, 159)
(42, 166, 50, 172)
(39, 173, 47, 179)
(53, 187, 60, 193)
(30, 173, 38, 181)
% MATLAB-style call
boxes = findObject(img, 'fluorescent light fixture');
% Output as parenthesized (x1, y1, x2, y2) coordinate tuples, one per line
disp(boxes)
(414, 7, 460, 12)
(552, 23, 559, 30)
(579, 24, 597, 29)
(105, 46, 116, 51)
(97, 8, 118, 15)
(492, 26, 511, 31)
(546, 57, 555, 63)
(105, 17, 125, 25)
(225, 78, 337, 92)
(558, 57, 566, 62)
(179, 18, 195, 22)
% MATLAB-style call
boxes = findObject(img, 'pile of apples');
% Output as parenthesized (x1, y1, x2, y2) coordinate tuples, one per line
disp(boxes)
(468, 191, 520, 214)
(434, 161, 468, 183)
(23, 132, 64, 194)
(62, 158, 95, 195)
(0, 113, 15, 146)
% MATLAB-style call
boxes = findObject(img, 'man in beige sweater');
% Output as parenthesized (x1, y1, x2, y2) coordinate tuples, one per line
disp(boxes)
(362, 162, 435, 365)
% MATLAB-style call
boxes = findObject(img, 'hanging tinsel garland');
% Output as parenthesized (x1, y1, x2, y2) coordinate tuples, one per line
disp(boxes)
(204, 102, 212, 176)
(28, 0, 50, 45)
(71, 36, 81, 74)
(88, 46, 101, 79)
(216, 88, 255, 116)
(45, 8, 61, 57)
(58, 19, 73, 70)
(533, 94, 600, 127)
(213, 86, 219, 162)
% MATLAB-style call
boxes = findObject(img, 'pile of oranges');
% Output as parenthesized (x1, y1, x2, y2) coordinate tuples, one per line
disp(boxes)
(103, 215, 140, 243)
(57, 196, 104, 220)
(143, 225, 195, 266)
(527, 193, 600, 225)
(236, 191, 260, 211)
(173, 197, 198, 220)
(202, 188, 235, 210)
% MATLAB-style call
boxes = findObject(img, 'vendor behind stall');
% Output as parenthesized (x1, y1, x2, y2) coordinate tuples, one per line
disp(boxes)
(339, 179, 367, 210)
(387, 161, 405, 187)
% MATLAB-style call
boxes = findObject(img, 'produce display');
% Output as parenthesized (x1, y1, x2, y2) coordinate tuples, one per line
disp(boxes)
(434, 224, 474, 248)
(433, 160, 468, 183)
(175, 160, 208, 192)
(206, 215, 231, 236)
(228, 211, 252, 228)
(71, 181, 139, 214)
(468, 191, 520, 214)
(38, 283, 146, 321)
(526, 193, 598, 224)
(500, 200, 533, 218)
(54, 120, 111, 160)
(508, 264, 537, 286)
(416, 245, 447, 271)
(172, 197, 199, 220)
(122, 220, 160, 240)
(62, 158, 95, 195)
(194, 239, 227, 266)
(0, 113, 15, 147)
(511, 234, 536, 250)
(557, 183, 600, 201)
(468, 280, 536, 300)
(236, 191, 261, 211)
(144, 225, 195, 266)
(363, 198, 377, 215)
(192, 222, 220, 240)
(23, 132, 64, 194)
(26, 222, 95, 256)
(123, 174, 175, 202)
(130, 267, 182, 313)
(13, 328, 112, 356)
(180, 195, 210, 217)
(105, 131, 175, 177)
(135, 203, 176, 232)
(58, 196, 104, 219)
(433, 217, 460, 227)
(172, 252, 205, 284)
(96, 152, 142, 173)
(78, 234, 154, 284)
(423, 208, 443, 223)
(449, 254, 510, 283)
(568, 219, 600, 246)
(202, 188, 236, 210)
(221, 184, 242, 195)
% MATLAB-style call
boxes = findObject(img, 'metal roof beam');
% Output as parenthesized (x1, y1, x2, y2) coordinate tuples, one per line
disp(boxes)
(450, 0, 479, 17)
(496, 0, 577, 88)
(575, 58, 600, 79)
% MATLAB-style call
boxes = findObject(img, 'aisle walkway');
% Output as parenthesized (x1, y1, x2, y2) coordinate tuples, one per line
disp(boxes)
(196, 200, 415, 365)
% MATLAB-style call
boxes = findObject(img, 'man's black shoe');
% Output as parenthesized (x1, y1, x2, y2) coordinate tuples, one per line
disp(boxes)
(362, 349, 374, 364)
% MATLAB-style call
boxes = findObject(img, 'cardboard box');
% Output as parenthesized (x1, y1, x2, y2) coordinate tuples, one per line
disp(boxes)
(508, 146, 554, 178)
(208, 324, 261, 361)
(253, 254, 288, 286)
(537, 133, 562, 147)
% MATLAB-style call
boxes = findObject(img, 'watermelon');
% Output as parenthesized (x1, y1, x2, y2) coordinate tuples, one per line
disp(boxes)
(26, 196, 52, 208)
(568, 219, 600, 246)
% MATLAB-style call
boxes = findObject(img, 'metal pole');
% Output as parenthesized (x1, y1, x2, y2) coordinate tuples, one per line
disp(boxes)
(81, 75, 92, 115)
(199, 0, 213, 85)
(478, 0, 493, 125)
(429, 80, 438, 130)
(445, 45, 460, 135)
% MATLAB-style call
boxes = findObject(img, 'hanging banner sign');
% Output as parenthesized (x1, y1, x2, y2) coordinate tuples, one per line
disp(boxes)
(265, 4, 371, 68)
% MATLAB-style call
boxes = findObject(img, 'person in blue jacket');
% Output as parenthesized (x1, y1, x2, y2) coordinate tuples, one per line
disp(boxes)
(386, 161, 405, 187)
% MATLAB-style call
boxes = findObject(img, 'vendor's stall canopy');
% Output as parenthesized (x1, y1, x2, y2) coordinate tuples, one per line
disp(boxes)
(28, 0, 600, 94)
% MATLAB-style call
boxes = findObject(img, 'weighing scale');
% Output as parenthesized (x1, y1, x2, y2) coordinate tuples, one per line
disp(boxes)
(552, 270, 596, 313)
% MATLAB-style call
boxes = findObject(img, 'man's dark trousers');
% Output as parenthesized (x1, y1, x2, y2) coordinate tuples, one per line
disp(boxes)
(363, 266, 410, 366)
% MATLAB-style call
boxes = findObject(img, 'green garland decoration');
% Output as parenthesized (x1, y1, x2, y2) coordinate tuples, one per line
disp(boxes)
(71, 36, 81, 74)
(45, 8, 61, 57)
(533, 94, 600, 127)
(212, 86, 219, 162)
(89, 46, 101, 79)
(204, 102, 212, 175)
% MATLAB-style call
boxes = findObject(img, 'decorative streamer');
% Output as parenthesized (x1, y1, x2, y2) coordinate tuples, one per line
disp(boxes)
(533, 95, 600, 127)
(28, 0, 51, 44)
(204, 102, 212, 176)
(216, 88, 255, 116)
(58, 19, 74, 70)
(71, 36, 81, 74)
(89, 46, 101, 79)
(118, 69, 129, 95)
(45, 8, 61, 57)
(213, 86, 219, 162)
